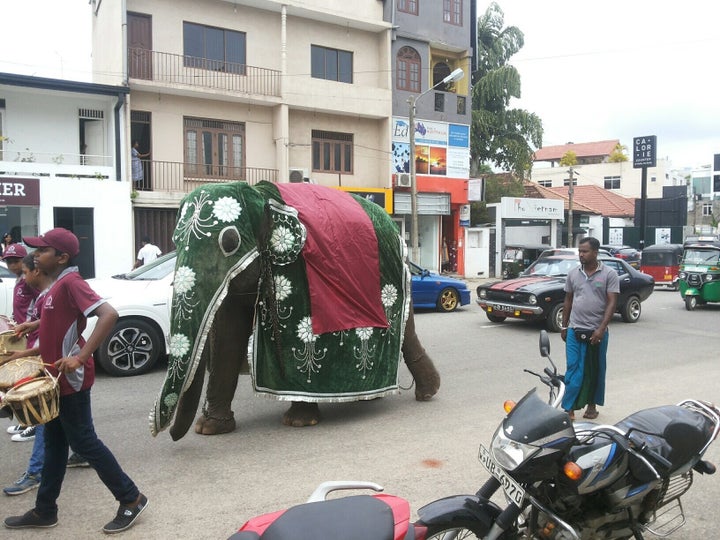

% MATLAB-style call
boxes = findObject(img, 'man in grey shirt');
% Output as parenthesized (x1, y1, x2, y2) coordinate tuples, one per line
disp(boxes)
(560, 237, 619, 420)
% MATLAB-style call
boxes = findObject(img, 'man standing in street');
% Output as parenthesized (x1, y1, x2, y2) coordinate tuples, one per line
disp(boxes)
(133, 236, 161, 269)
(560, 237, 619, 421)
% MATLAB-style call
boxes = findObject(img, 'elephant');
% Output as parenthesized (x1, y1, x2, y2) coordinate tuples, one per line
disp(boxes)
(150, 181, 440, 441)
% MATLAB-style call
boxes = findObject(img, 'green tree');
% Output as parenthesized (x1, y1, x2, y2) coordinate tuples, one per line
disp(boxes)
(471, 2, 543, 177)
(608, 143, 629, 163)
(470, 171, 525, 225)
(559, 151, 577, 166)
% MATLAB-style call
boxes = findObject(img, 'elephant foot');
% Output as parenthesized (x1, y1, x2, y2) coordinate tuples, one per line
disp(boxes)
(194, 411, 236, 435)
(409, 358, 441, 401)
(282, 402, 321, 427)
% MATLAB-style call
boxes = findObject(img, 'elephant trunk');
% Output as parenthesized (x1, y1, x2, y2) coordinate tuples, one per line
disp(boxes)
(169, 349, 207, 441)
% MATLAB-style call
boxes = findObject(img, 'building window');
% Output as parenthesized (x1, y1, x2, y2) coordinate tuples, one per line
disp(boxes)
(443, 0, 462, 26)
(184, 117, 245, 179)
(183, 22, 246, 74)
(398, 0, 418, 15)
(703, 203, 713, 216)
(538, 179, 552, 187)
(312, 130, 353, 173)
(432, 62, 452, 90)
(456, 95, 466, 115)
(434, 92, 444, 112)
(714, 174, 720, 192)
(650, 175, 656, 183)
(0, 99, 5, 161)
(563, 178, 577, 186)
(604, 176, 621, 189)
(397, 47, 420, 92)
(311, 45, 353, 83)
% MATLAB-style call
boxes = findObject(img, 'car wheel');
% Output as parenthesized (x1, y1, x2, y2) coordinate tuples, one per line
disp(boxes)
(547, 303, 564, 332)
(685, 295, 697, 311)
(437, 287, 460, 312)
(95, 318, 162, 377)
(621, 296, 642, 322)
(486, 312, 506, 323)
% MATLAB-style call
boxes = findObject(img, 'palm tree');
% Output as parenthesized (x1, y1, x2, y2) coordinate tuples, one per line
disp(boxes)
(471, 2, 543, 177)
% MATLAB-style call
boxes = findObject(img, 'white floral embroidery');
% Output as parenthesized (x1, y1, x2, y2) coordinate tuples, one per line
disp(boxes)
(380, 284, 398, 307)
(274, 275, 292, 301)
(355, 327, 373, 340)
(163, 393, 178, 408)
(168, 334, 191, 358)
(296, 316, 316, 343)
(174, 266, 196, 295)
(271, 225, 295, 254)
(213, 196, 242, 222)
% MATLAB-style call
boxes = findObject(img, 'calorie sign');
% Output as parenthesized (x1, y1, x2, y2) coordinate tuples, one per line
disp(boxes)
(633, 135, 657, 168)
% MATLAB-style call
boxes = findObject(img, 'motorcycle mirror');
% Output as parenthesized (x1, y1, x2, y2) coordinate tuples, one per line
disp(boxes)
(539, 330, 551, 357)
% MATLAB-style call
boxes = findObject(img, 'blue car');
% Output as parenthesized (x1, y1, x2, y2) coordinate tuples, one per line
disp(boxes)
(409, 261, 471, 312)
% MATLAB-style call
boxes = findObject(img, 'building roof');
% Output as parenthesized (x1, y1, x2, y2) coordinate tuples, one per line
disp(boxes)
(533, 140, 620, 162)
(0, 72, 129, 96)
(523, 181, 599, 214)
(548, 184, 636, 218)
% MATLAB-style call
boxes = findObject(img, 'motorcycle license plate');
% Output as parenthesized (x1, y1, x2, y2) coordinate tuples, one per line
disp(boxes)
(478, 444, 525, 506)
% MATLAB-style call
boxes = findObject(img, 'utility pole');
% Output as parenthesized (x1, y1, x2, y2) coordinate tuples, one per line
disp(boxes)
(567, 167, 575, 247)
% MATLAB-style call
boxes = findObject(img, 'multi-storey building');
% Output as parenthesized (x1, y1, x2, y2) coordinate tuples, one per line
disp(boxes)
(0, 72, 131, 277)
(385, 0, 475, 273)
(91, 0, 394, 252)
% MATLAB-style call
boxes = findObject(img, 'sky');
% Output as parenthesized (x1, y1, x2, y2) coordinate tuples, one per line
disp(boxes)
(1, 1, 718, 170)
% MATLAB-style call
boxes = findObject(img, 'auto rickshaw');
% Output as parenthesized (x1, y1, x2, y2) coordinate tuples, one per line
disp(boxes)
(678, 244, 720, 310)
(501, 244, 550, 279)
(640, 243, 683, 290)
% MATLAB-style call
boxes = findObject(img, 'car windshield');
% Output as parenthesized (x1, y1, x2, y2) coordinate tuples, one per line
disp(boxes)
(503, 248, 522, 261)
(683, 249, 720, 265)
(408, 261, 429, 276)
(523, 257, 579, 277)
(118, 251, 176, 281)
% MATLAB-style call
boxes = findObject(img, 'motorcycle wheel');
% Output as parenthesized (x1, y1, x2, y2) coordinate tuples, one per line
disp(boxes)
(425, 522, 488, 539)
(685, 295, 697, 311)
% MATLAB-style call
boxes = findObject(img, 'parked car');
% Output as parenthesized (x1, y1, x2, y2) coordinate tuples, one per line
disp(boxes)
(409, 261, 471, 312)
(84, 252, 175, 376)
(538, 247, 613, 259)
(476, 254, 655, 332)
(85, 253, 470, 377)
(0, 261, 17, 319)
(600, 245, 641, 268)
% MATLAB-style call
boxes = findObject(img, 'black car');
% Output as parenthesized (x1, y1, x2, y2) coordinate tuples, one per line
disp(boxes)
(600, 245, 641, 269)
(476, 255, 655, 331)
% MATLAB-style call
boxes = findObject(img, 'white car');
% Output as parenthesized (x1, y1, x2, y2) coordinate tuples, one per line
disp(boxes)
(0, 261, 17, 319)
(84, 252, 175, 376)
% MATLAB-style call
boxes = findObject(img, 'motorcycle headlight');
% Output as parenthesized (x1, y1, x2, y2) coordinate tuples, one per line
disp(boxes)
(491, 427, 539, 471)
(679, 271, 687, 279)
(479, 289, 487, 299)
(705, 274, 714, 282)
(528, 294, 537, 305)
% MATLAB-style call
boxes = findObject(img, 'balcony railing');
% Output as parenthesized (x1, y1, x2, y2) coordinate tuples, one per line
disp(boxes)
(133, 159, 278, 193)
(129, 48, 281, 97)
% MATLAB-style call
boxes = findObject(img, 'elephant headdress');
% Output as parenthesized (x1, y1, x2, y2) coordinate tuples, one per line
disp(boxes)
(151, 181, 412, 436)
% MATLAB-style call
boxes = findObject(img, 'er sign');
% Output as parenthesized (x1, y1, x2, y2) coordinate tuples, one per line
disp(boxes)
(633, 135, 657, 168)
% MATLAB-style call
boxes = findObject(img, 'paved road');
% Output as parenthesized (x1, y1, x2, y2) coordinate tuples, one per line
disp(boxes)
(1, 287, 719, 538)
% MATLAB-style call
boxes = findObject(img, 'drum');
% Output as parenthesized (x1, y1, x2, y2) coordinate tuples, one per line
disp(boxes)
(3, 376, 59, 426)
(0, 356, 43, 391)
(0, 330, 27, 356)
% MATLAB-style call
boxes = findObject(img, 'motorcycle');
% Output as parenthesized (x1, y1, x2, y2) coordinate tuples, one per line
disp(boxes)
(414, 330, 720, 539)
(228, 331, 719, 540)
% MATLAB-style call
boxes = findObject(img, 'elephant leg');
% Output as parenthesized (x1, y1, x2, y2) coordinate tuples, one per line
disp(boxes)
(402, 306, 440, 401)
(195, 292, 255, 436)
(282, 402, 321, 427)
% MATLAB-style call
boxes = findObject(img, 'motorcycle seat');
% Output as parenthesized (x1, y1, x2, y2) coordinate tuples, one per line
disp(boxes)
(617, 405, 714, 474)
(230, 494, 408, 540)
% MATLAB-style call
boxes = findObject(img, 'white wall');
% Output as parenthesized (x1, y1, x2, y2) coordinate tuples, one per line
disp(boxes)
(464, 227, 490, 279)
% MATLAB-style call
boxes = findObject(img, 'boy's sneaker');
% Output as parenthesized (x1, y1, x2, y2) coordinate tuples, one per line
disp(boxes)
(4, 509, 58, 529)
(11, 425, 35, 442)
(3, 472, 41, 496)
(6, 424, 24, 435)
(67, 452, 90, 468)
(103, 493, 148, 534)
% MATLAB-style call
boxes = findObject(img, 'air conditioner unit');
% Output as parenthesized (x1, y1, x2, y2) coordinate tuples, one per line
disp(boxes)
(289, 168, 309, 183)
(397, 173, 412, 188)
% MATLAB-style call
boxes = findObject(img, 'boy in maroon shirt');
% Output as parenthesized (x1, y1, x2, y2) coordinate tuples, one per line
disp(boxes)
(4, 228, 148, 533)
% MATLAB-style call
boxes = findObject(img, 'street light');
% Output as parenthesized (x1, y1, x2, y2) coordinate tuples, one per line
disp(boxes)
(408, 67, 464, 264)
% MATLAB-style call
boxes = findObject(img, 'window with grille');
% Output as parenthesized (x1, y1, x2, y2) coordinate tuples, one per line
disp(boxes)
(398, 0, 418, 15)
(183, 22, 246, 74)
(397, 47, 420, 92)
(311, 45, 353, 83)
(443, 0, 462, 26)
(456, 95, 466, 115)
(703, 203, 713, 216)
(604, 176, 621, 189)
(312, 130, 353, 173)
(184, 117, 245, 179)
(434, 92, 444, 112)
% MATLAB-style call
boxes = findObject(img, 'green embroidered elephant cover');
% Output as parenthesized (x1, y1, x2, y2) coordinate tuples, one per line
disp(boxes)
(152, 181, 410, 435)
